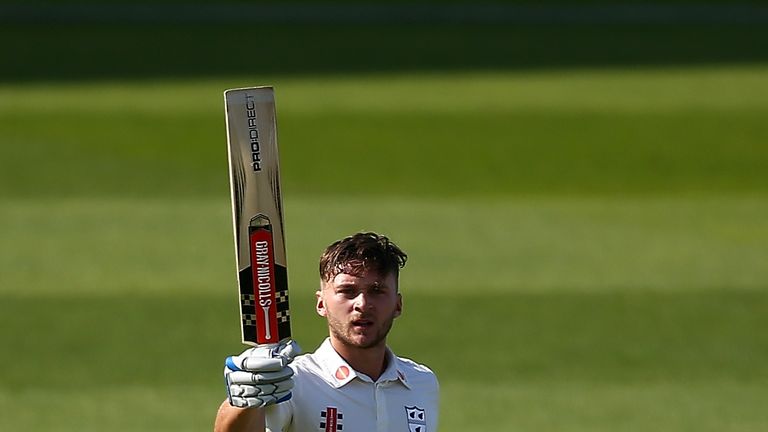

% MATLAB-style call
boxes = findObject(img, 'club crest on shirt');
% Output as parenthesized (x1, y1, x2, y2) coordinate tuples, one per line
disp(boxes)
(405, 406, 426, 432)
(319, 406, 343, 431)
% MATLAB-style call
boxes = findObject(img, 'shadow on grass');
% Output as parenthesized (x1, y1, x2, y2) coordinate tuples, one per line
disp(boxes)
(2, 22, 767, 82)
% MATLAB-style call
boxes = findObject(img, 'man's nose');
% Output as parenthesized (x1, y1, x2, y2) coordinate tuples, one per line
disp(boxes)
(353, 292, 372, 311)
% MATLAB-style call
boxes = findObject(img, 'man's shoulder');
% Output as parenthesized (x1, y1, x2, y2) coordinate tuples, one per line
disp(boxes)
(395, 355, 436, 375)
(394, 354, 439, 388)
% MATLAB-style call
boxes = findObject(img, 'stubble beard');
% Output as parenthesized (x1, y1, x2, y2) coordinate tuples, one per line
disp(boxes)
(328, 312, 396, 350)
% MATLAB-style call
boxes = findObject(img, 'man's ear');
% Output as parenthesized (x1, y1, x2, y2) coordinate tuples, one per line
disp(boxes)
(316, 288, 327, 317)
(394, 292, 402, 318)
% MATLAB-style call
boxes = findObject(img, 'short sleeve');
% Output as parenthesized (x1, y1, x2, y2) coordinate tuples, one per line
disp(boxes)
(265, 399, 293, 432)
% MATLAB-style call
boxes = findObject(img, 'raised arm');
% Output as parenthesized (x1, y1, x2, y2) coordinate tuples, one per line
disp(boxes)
(214, 340, 300, 432)
(214, 403, 265, 432)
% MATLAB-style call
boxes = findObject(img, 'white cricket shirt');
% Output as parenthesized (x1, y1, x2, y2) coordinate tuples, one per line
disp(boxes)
(265, 338, 439, 432)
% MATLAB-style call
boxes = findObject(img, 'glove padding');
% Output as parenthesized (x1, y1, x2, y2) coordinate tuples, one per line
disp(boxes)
(224, 339, 301, 409)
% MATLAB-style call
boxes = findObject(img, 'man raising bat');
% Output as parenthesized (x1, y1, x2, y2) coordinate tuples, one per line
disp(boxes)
(215, 232, 440, 432)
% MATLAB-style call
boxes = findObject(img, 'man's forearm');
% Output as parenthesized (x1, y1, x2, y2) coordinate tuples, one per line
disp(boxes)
(214, 400, 265, 432)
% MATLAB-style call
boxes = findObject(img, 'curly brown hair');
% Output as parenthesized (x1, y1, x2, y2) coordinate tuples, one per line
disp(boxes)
(319, 232, 407, 282)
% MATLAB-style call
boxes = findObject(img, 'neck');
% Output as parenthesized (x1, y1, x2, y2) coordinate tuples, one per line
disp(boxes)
(329, 337, 389, 381)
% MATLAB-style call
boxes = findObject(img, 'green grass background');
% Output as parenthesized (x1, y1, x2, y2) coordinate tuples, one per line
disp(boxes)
(2, 15, 768, 432)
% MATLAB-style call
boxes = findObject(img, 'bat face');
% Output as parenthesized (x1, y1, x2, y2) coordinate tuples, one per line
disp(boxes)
(224, 87, 291, 346)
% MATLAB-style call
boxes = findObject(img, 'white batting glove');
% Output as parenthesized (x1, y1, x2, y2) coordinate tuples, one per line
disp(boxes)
(224, 339, 301, 409)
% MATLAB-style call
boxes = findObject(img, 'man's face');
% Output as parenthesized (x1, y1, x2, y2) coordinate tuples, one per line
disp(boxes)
(316, 270, 402, 350)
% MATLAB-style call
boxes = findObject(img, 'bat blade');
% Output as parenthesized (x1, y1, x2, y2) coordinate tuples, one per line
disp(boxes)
(224, 86, 291, 346)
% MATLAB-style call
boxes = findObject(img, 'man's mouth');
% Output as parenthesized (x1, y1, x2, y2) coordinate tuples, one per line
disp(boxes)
(351, 319, 373, 328)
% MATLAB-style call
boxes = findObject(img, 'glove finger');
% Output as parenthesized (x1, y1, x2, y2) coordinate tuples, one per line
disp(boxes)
(278, 340, 302, 362)
(229, 384, 258, 397)
(228, 379, 293, 399)
(227, 368, 294, 385)
(228, 396, 250, 408)
(227, 354, 285, 372)
(230, 396, 265, 409)
(257, 391, 291, 406)
(273, 389, 293, 403)
(241, 356, 285, 372)
(225, 356, 244, 372)
(229, 390, 292, 408)
(272, 378, 294, 394)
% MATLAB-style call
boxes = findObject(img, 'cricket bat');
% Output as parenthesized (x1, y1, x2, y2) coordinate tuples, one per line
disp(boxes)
(224, 86, 291, 347)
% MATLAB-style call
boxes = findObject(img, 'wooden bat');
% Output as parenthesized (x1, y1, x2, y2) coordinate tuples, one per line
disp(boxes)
(224, 86, 291, 346)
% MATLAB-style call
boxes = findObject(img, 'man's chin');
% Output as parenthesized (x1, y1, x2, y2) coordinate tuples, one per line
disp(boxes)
(344, 333, 384, 349)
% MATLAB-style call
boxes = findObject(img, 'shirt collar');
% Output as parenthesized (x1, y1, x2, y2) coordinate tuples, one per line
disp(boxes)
(315, 338, 412, 389)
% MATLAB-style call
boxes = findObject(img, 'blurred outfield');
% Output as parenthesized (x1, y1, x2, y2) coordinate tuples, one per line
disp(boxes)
(2, 6, 768, 432)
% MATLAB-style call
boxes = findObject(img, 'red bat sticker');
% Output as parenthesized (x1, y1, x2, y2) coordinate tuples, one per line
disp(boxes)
(249, 226, 279, 344)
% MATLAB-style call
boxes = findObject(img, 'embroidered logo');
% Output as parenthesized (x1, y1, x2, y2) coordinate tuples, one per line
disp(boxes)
(335, 365, 350, 380)
(320, 406, 343, 431)
(405, 406, 426, 432)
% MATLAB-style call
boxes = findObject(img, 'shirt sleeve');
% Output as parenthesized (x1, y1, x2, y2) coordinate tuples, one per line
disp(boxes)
(265, 399, 293, 432)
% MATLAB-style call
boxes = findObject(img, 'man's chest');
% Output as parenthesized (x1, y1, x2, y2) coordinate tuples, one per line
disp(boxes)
(292, 378, 435, 432)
